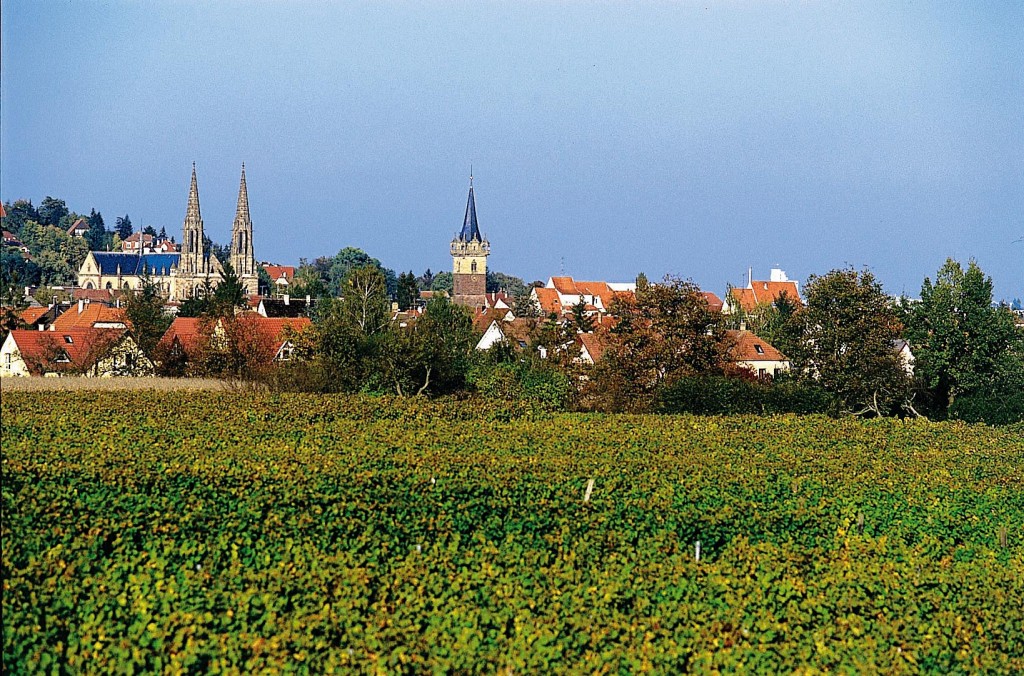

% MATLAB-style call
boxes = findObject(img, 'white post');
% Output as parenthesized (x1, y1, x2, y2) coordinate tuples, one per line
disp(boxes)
(583, 478, 595, 503)
(695, 541, 701, 562)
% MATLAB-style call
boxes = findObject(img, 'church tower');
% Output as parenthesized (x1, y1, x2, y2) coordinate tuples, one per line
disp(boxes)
(180, 163, 206, 278)
(450, 173, 490, 309)
(230, 163, 258, 294)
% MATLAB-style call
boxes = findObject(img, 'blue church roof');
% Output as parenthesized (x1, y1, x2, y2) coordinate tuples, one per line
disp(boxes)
(457, 184, 482, 242)
(92, 252, 180, 276)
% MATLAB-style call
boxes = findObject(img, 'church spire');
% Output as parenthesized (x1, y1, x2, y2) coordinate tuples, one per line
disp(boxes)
(235, 162, 250, 223)
(180, 162, 206, 277)
(186, 162, 202, 223)
(459, 176, 482, 242)
(230, 162, 257, 287)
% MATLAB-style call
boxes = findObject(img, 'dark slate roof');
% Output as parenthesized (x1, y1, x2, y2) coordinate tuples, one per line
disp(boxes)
(260, 298, 309, 318)
(92, 252, 180, 276)
(457, 185, 482, 242)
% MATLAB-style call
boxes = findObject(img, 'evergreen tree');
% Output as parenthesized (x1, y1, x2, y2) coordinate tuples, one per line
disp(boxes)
(115, 214, 133, 240)
(123, 267, 172, 358)
(86, 209, 107, 250)
(213, 260, 247, 315)
(397, 271, 419, 310)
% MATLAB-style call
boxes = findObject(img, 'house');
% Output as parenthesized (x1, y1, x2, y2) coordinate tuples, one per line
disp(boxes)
(725, 268, 802, 314)
(51, 300, 127, 331)
(263, 265, 296, 292)
(121, 232, 155, 252)
(576, 332, 610, 365)
(67, 218, 89, 238)
(475, 317, 538, 351)
(723, 329, 790, 378)
(257, 295, 311, 318)
(531, 276, 637, 320)
(158, 314, 312, 365)
(893, 339, 915, 376)
(1, 328, 152, 377)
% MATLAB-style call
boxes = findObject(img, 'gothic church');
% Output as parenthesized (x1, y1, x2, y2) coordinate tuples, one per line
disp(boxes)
(77, 164, 258, 299)
(450, 175, 490, 308)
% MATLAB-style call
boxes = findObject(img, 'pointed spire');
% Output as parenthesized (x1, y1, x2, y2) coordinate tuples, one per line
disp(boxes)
(235, 162, 250, 222)
(459, 176, 481, 242)
(186, 162, 202, 223)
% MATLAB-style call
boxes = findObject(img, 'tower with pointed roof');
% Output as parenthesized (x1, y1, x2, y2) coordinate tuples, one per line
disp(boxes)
(450, 174, 490, 308)
(230, 163, 258, 294)
(180, 163, 205, 278)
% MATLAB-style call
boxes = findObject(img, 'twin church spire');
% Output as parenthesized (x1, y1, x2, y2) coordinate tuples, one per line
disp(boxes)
(181, 163, 257, 293)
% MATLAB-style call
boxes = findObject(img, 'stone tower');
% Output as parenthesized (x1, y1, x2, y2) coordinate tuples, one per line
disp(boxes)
(230, 163, 258, 294)
(450, 174, 490, 309)
(180, 163, 206, 278)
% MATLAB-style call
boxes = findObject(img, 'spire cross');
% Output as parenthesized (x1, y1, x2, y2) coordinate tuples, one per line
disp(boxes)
(470, 164, 473, 187)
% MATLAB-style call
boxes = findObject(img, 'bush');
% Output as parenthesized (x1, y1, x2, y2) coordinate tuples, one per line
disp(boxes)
(656, 375, 836, 416)
(949, 387, 1024, 426)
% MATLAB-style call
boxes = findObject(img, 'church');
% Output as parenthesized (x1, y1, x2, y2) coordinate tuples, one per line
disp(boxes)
(450, 174, 490, 309)
(77, 164, 258, 299)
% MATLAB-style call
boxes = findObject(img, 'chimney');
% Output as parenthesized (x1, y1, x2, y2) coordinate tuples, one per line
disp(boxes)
(739, 321, 747, 331)
(51, 295, 57, 308)
(306, 295, 310, 305)
(283, 294, 289, 305)
(78, 299, 85, 314)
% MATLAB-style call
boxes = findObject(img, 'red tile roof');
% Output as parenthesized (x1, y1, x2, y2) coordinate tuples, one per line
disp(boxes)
(534, 287, 563, 316)
(264, 265, 296, 282)
(19, 306, 50, 324)
(51, 303, 126, 331)
(7, 328, 125, 374)
(724, 330, 788, 362)
(729, 282, 801, 313)
(549, 276, 579, 295)
(577, 332, 609, 363)
(701, 291, 724, 313)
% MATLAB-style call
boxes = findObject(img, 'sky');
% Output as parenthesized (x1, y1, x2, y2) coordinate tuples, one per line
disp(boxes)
(2, 1, 1022, 300)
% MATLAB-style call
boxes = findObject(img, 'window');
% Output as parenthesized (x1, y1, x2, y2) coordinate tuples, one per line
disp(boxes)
(754, 344, 764, 355)
(55, 350, 71, 363)
(63, 335, 74, 344)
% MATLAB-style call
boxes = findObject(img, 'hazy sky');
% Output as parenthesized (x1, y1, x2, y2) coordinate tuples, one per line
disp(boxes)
(2, 2, 1021, 299)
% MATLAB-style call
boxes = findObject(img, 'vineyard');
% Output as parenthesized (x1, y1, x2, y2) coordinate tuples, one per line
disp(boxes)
(2, 392, 1022, 672)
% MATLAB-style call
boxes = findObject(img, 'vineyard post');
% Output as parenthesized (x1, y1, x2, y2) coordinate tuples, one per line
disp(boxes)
(584, 478, 595, 503)
(695, 541, 701, 562)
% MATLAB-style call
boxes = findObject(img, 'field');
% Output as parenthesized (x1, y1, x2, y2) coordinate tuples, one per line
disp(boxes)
(2, 393, 1022, 673)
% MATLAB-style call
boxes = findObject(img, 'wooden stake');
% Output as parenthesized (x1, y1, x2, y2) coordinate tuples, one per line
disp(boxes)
(583, 478, 595, 503)
(695, 541, 701, 562)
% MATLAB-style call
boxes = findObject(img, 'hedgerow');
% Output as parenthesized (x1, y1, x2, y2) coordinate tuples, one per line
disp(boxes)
(2, 393, 1022, 672)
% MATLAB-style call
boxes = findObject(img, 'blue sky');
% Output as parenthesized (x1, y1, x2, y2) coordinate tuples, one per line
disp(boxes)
(2, 1, 1021, 299)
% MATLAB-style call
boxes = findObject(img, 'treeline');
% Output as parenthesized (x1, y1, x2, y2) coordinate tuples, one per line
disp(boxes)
(126, 258, 1022, 425)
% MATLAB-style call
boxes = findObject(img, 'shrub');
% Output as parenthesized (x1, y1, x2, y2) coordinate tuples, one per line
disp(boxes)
(656, 375, 836, 415)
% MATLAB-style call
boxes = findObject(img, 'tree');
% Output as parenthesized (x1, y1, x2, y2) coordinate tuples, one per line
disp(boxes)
(511, 286, 541, 318)
(788, 268, 909, 416)
(327, 247, 394, 298)
(2, 200, 38, 233)
(115, 214, 133, 240)
(396, 271, 420, 311)
(384, 296, 476, 396)
(142, 225, 157, 237)
(417, 268, 435, 291)
(905, 259, 1023, 413)
(568, 298, 595, 333)
(586, 275, 725, 412)
(37, 197, 69, 227)
(158, 226, 167, 240)
(486, 270, 527, 296)
(213, 260, 247, 315)
(123, 268, 173, 359)
(86, 209, 107, 250)
(431, 271, 453, 293)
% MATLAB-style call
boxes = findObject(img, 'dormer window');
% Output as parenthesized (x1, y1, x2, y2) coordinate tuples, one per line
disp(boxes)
(754, 344, 764, 355)
(63, 335, 74, 344)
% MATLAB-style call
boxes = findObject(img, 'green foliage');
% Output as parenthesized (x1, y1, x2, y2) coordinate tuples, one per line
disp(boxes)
(122, 270, 173, 358)
(1, 248, 40, 300)
(657, 375, 838, 415)
(86, 209, 107, 250)
(396, 270, 419, 311)
(486, 270, 526, 296)
(2, 393, 1022, 672)
(431, 271, 453, 293)
(16, 220, 90, 286)
(37, 196, 69, 227)
(905, 258, 1023, 414)
(212, 260, 247, 313)
(788, 268, 909, 415)
(471, 349, 573, 410)
(2, 199, 39, 233)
